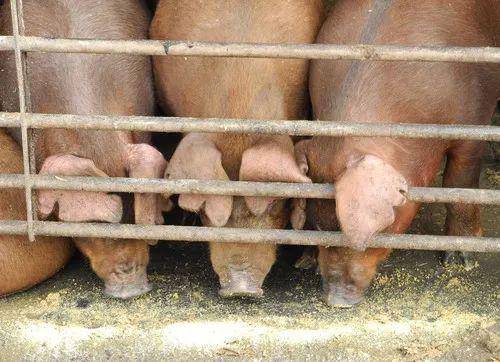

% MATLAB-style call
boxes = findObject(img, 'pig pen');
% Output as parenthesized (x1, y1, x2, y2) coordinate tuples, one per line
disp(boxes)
(0, 0, 499, 360)
(0, 147, 498, 360)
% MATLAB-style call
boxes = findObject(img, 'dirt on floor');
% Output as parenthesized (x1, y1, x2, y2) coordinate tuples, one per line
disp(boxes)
(0, 157, 498, 361)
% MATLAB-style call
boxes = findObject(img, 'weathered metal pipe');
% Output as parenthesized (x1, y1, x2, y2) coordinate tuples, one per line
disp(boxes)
(1, 113, 499, 141)
(0, 36, 499, 63)
(0, 174, 498, 205)
(9, 0, 36, 242)
(0, 221, 497, 252)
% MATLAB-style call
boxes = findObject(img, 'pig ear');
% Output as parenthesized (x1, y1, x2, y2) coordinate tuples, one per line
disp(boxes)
(290, 140, 311, 230)
(38, 154, 123, 223)
(240, 139, 311, 216)
(126, 144, 168, 246)
(335, 154, 408, 251)
(165, 133, 232, 227)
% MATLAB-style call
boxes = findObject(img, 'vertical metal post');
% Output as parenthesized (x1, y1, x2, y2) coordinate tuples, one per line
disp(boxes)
(10, 0, 36, 241)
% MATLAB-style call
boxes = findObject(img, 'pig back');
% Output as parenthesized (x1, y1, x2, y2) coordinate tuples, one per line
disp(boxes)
(309, 0, 499, 185)
(0, 0, 155, 176)
(152, 0, 323, 173)
(0, 129, 72, 296)
(152, 0, 323, 120)
(312, 0, 499, 126)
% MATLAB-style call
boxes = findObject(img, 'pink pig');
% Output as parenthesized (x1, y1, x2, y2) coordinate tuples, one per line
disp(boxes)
(151, 0, 324, 297)
(0, 0, 167, 298)
(296, 0, 500, 306)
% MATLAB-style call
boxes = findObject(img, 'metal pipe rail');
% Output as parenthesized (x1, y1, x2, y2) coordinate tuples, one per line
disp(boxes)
(0, 174, 499, 205)
(9, 0, 36, 241)
(0, 220, 498, 252)
(0, 11, 498, 252)
(0, 36, 499, 63)
(1, 112, 499, 141)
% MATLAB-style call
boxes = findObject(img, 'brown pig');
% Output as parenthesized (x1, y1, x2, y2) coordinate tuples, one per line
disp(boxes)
(0, 0, 167, 298)
(0, 129, 73, 296)
(151, 0, 323, 297)
(296, 0, 500, 306)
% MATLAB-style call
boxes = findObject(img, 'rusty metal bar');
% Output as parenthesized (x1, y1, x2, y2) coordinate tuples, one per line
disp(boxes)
(0, 220, 498, 252)
(0, 174, 498, 205)
(9, 0, 36, 242)
(0, 36, 498, 63)
(1, 112, 499, 141)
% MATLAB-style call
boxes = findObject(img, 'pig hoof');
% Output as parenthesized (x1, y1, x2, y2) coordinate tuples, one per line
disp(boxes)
(104, 280, 152, 299)
(442, 251, 474, 270)
(218, 273, 264, 299)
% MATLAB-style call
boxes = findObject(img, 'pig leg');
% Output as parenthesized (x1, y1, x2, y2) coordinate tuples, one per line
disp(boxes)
(38, 154, 123, 223)
(442, 141, 484, 267)
(318, 246, 390, 307)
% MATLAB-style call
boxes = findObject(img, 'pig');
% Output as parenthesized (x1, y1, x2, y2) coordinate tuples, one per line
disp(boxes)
(295, 0, 500, 306)
(151, 0, 324, 297)
(0, 128, 73, 296)
(0, 0, 167, 298)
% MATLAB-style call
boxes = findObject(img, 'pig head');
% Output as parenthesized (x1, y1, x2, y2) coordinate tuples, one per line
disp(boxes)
(75, 237, 151, 299)
(36, 145, 166, 299)
(294, 141, 408, 251)
(0, 0, 164, 299)
(165, 133, 310, 297)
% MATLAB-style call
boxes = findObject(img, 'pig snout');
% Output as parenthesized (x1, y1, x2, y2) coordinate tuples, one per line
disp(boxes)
(317, 247, 384, 308)
(74, 238, 151, 299)
(321, 277, 364, 308)
(218, 265, 264, 299)
(104, 263, 152, 300)
(210, 199, 280, 299)
(318, 252, 366, 308)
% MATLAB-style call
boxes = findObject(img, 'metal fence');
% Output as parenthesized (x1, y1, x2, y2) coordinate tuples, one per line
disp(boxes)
(0, 0, 499, 251)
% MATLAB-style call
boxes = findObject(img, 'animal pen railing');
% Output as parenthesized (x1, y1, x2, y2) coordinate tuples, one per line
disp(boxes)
(0, 0, 499, 252)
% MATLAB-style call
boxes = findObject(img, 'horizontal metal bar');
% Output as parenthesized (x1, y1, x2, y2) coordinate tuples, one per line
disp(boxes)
(25, 175, 336, 199)
(0, 220, 498, 252)
(0, 36, 499, 63)
(1, 113, 499, 141)
(0, 174, 25, 188)
(0, 174, 499, 205)
(0, 113, 20, 127)
(405, 187, 500, 205)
